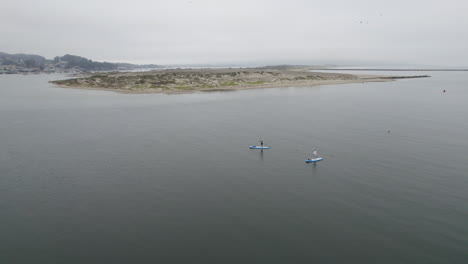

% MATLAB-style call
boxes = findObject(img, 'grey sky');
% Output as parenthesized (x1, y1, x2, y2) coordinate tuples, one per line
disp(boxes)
(1, 0, 467, 66)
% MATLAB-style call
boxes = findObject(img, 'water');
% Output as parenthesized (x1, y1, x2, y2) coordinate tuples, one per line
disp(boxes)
(1, 72, 467, 263)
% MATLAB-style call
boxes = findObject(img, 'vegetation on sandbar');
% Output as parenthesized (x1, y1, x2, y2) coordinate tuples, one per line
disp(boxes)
(50, 68, 360, 93)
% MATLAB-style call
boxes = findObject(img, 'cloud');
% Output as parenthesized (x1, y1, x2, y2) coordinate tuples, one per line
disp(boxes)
(1, 0, 467, 66)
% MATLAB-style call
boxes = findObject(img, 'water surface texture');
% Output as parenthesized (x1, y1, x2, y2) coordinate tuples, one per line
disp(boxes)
(1, 72, 467, 263)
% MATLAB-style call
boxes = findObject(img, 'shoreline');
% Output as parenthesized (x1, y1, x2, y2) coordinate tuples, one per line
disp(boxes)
(49, 67, 429, 94)
(51, 77, 392, 94)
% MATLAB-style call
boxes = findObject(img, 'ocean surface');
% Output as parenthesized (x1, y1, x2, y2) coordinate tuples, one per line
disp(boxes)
(1, 72, 467, 263)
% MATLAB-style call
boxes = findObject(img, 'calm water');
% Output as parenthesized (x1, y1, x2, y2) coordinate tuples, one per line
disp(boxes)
(1, 72, 467, 263)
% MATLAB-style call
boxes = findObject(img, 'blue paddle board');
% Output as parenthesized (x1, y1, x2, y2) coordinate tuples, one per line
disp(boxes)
(306, 157, 323, 163)
(249, 146, 270, 149)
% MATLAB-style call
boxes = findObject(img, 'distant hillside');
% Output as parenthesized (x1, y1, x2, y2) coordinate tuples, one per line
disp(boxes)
(53, 54, 117, 71)
(52, 54, 163, 71)
(0, 52, 47, 68)
(0, 52, 163, 73)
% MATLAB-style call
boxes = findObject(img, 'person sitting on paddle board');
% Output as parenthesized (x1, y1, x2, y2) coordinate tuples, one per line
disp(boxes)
(260, 138, 264, 147)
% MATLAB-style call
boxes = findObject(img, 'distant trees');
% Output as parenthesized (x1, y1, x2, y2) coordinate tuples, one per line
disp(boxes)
(2, 59, 17, 66)
(24, 59, 37, 68)
(0, 53, 46, 68)
(0, 52, 163, 72)
(59, 54, 117, 71)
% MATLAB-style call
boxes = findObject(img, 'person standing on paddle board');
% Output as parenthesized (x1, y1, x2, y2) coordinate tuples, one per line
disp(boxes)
(260, 138, 264, 147)
(313, 150, 318, 158)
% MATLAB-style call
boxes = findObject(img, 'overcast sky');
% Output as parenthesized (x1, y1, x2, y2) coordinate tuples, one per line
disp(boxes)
(1, 0, 467, 66)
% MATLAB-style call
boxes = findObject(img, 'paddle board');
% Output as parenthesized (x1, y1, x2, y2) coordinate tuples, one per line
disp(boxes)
(249, 146, 270, 149)
(306, 157, 323, 163)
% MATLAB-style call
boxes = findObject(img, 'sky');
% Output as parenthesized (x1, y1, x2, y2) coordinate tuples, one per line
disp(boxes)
(1, 0, 468, 66)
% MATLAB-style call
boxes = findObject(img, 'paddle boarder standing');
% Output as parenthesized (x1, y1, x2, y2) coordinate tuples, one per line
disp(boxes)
(313, 150, 318, 158)
(260, 137, 264, 147)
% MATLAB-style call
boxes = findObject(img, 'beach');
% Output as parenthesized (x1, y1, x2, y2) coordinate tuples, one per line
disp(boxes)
(50, 67, 429, 94)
